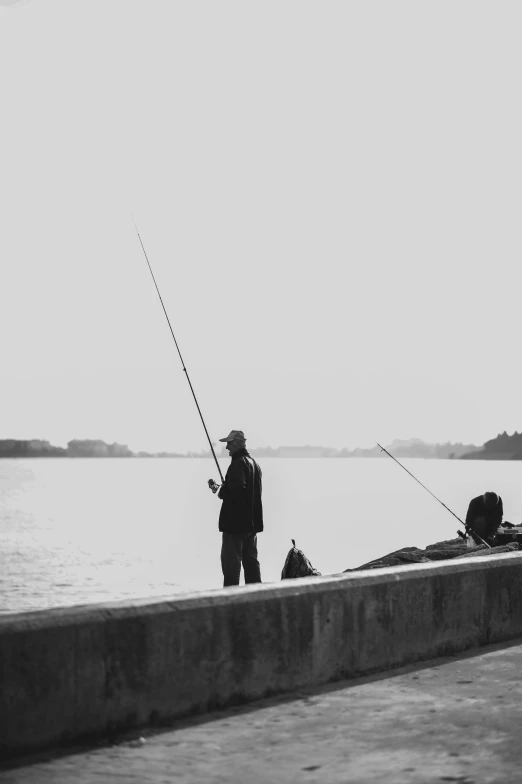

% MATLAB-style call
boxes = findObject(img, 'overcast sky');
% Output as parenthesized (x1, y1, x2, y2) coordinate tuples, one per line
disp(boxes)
(0, 1, 520, 453)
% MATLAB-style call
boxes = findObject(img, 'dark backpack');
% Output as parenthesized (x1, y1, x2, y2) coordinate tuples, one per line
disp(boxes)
(281, 539, 321, 579)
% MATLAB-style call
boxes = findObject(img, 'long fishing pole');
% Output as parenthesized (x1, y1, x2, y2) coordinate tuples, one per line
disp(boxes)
(132, 220, 225, 483)
(377, 443, 491, 548)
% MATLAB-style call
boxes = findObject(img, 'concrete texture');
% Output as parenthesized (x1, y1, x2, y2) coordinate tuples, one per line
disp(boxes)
(2, 638, 522, 783)
(2, 552, 522, 759)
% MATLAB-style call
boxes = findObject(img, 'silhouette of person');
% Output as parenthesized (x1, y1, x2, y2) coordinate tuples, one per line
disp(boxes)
(465, 491, 503, 545)
(208, 430, 263, 586)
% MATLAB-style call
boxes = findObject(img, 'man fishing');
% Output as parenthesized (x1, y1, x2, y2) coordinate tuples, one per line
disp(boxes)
(133, 227, 264, 583)
(208, 430, 263, 587)
(465, 491, 503, 546)
(377, 443, 491, 547)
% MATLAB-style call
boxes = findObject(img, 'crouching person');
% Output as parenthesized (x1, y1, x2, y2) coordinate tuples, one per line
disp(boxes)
(466, 491, 503, 546)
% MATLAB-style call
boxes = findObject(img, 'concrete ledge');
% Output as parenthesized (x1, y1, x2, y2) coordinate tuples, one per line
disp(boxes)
(2, 553, 522, 759)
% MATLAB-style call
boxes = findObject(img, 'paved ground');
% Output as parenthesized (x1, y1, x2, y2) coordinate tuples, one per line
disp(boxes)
(3, 638, 522, 783)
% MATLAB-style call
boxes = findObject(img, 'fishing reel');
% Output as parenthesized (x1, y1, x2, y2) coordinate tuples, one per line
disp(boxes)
(208, 479, 221, 494)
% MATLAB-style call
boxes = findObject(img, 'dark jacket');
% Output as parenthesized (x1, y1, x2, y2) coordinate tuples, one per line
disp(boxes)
(218, 448, 263, 534)
(465, 494, 503, 543)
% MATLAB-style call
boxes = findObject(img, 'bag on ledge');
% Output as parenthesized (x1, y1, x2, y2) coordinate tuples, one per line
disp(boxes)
(281, 539, 321, 579)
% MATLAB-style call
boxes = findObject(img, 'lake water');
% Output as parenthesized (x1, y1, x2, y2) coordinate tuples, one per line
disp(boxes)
(1, 457, 522, 614)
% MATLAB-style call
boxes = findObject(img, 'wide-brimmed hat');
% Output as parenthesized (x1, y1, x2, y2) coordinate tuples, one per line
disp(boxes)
(219, 430, 246, 443)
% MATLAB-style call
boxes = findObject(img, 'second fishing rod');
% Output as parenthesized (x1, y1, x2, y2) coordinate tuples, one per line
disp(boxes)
(133, 220, 225, 484)
(377, 443, 491, 548)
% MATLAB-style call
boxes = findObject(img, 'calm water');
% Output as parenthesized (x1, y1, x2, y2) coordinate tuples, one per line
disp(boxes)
(1, 457, 522, 614)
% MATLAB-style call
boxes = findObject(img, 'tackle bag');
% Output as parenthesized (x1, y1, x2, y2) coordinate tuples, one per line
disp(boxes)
(281, 539, 321, 579)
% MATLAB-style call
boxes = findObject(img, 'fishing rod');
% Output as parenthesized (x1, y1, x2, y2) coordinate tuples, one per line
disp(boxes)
(132, 219, 225, 483)
(377, 443, 491, 548)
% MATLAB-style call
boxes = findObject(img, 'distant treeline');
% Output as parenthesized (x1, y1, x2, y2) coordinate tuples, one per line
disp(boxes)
(460, 431, 522, 460)
(247, 439, 481, 459)
(1, 433, 519, 459)
(0, 440, 183, 458)
(0, 437, 481, 459)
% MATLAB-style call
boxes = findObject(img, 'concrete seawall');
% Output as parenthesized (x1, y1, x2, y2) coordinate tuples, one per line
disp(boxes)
(2, 552, 522, 760)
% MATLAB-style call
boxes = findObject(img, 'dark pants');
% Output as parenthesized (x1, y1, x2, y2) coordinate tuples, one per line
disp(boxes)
(221, 533, 262, 587)
(470, 515, 497, 545)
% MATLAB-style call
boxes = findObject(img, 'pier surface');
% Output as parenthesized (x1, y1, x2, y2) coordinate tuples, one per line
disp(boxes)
(2, 637, 522, 784)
